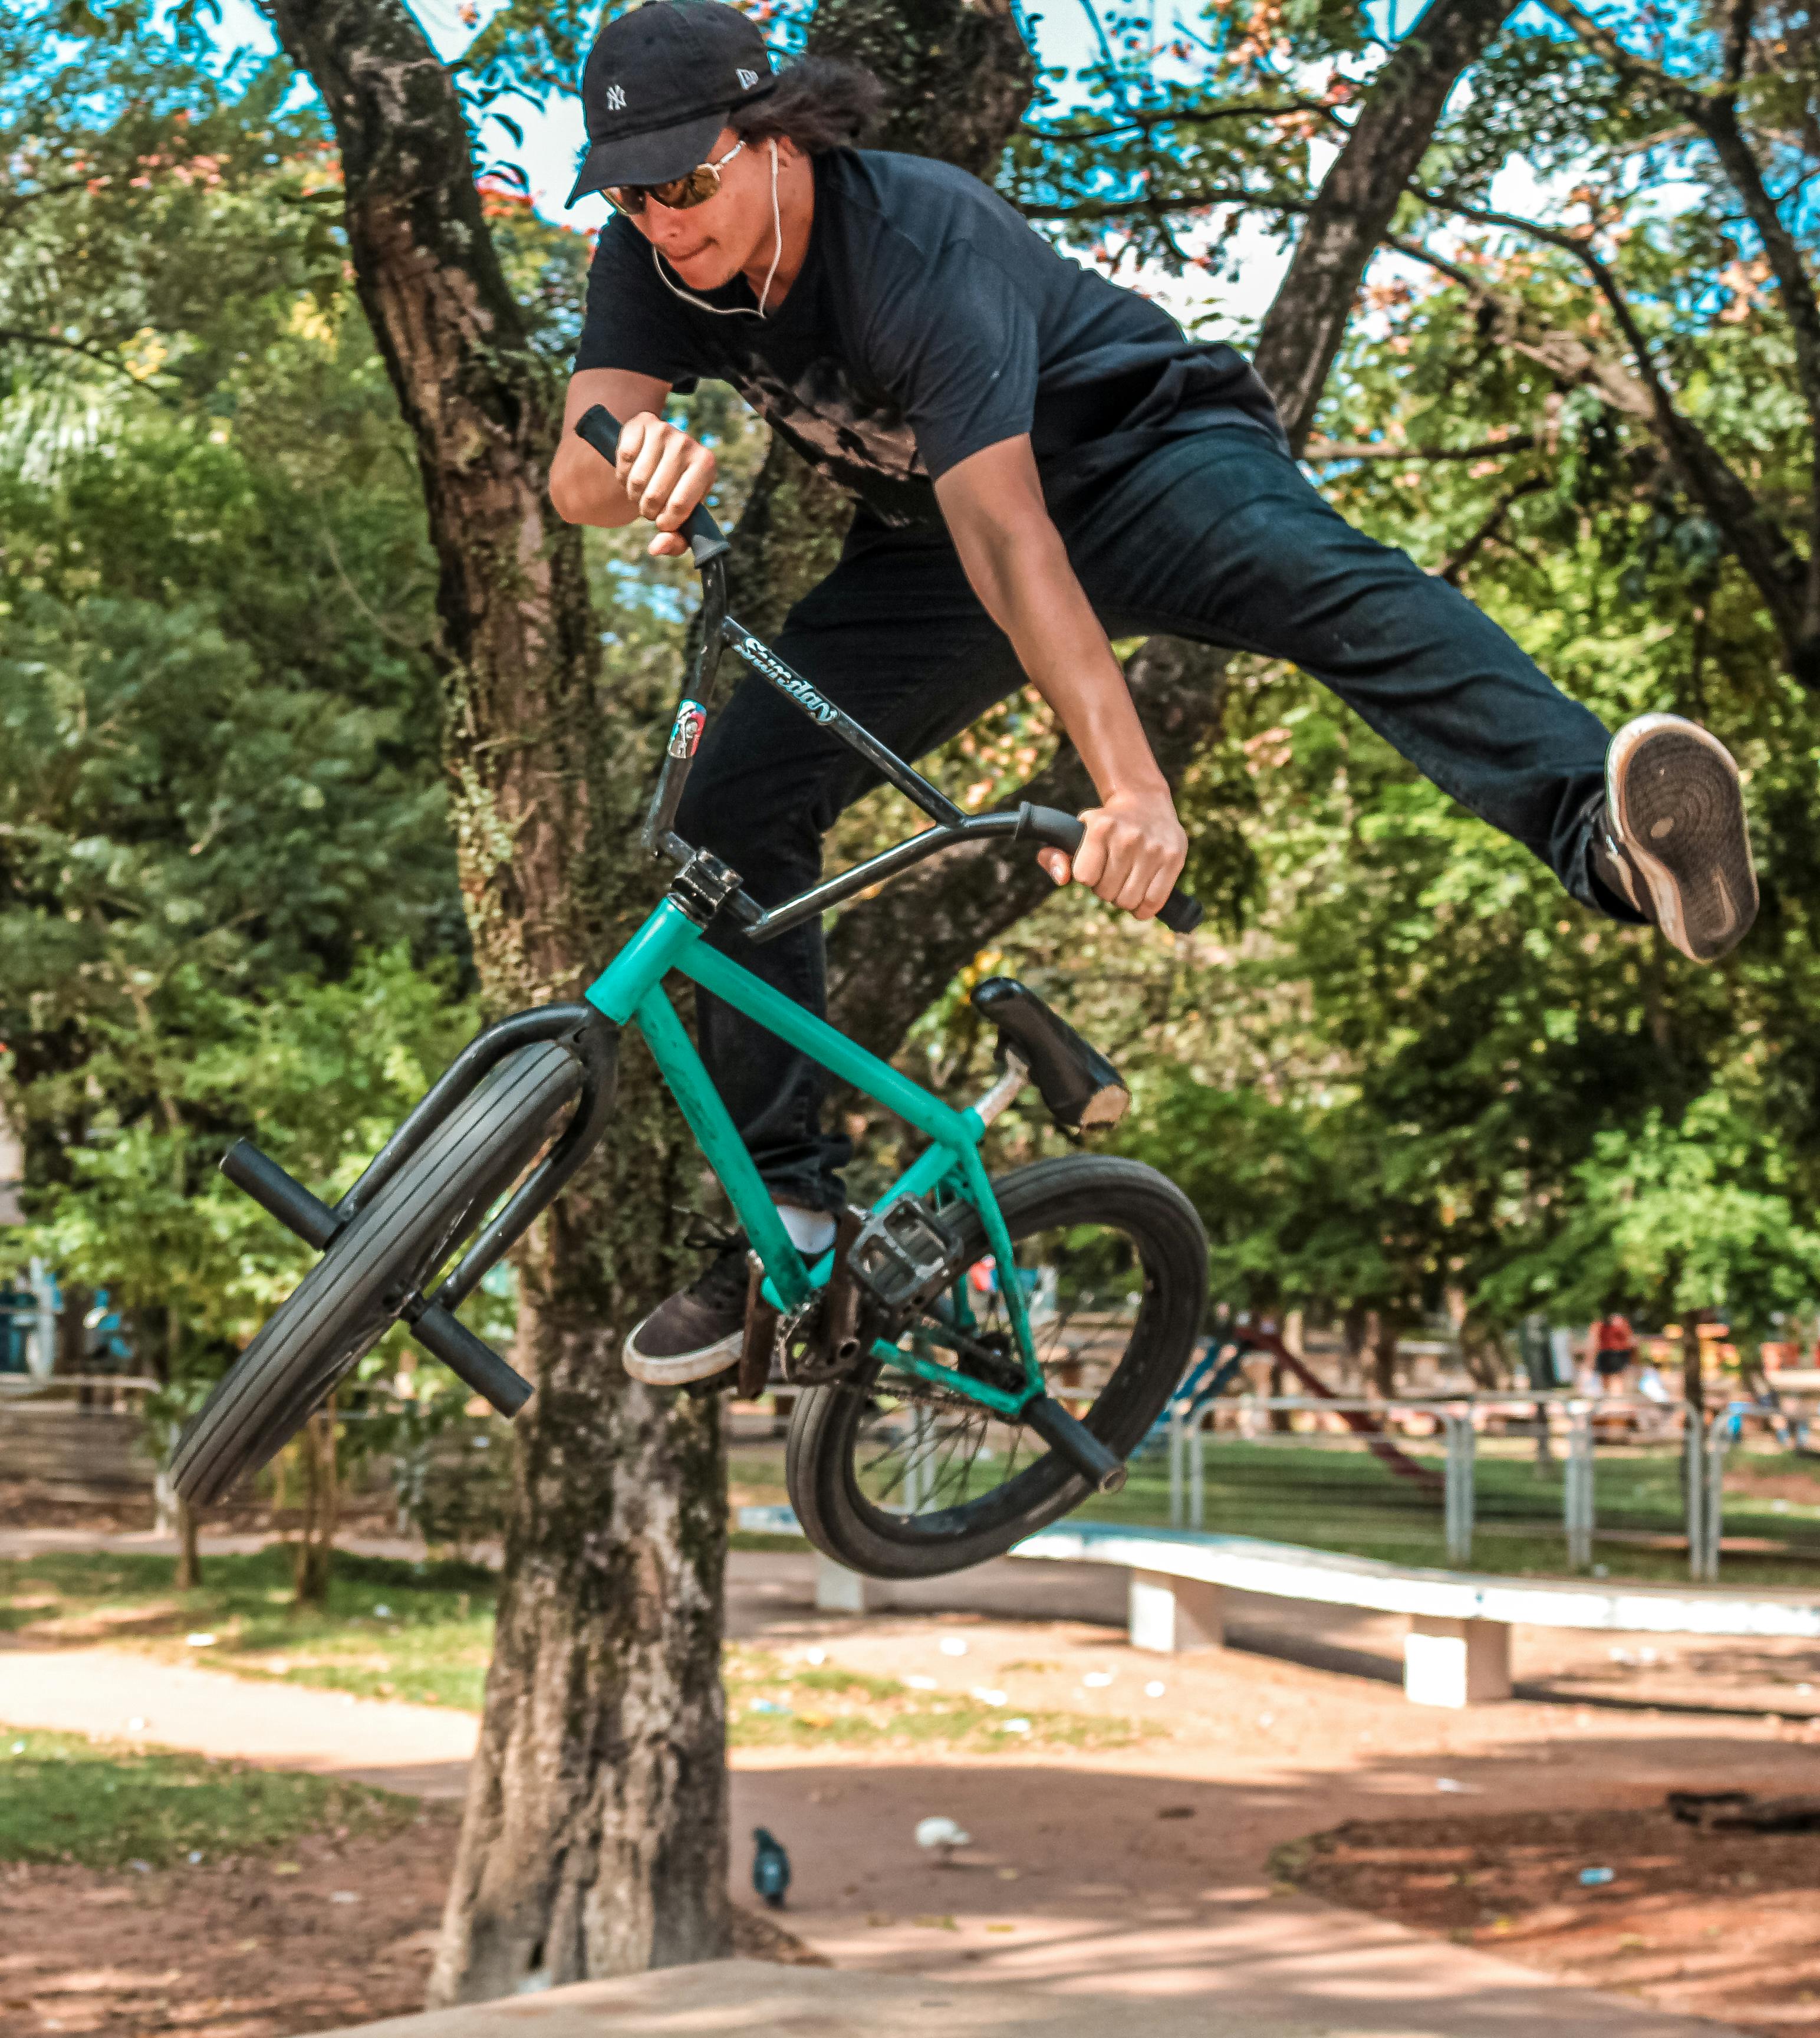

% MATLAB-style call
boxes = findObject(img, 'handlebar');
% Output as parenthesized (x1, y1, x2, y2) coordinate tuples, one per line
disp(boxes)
(1019, 806, 1204, 937)
(573, 405, 731, 567)
(570, 407, 1203, 939)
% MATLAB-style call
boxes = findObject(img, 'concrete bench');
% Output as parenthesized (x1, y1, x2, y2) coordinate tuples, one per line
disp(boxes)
(738, 1506, 1820, 1708)
(1014, 1522, 1820, 1706)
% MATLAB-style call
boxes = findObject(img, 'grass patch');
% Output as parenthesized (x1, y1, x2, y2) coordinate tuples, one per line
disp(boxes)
(0, 1547, 498, 1709)
(0, 1727, 418, 1869)
(724, 1648, 1153, 1752)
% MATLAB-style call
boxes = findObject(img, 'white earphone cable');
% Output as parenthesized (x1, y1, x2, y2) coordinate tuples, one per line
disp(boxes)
(651, 137, 783, 319)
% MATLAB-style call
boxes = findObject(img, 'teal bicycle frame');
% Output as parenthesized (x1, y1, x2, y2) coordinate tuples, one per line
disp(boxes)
(585, 898, 1038, 1418)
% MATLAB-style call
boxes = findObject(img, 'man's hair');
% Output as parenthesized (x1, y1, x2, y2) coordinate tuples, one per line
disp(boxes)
(728, 55, 884, 154)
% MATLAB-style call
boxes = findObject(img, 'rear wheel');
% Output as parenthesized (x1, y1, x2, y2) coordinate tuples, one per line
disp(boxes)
(171, 1043, 581, 1506)
(785, 1155, 1206, 1579)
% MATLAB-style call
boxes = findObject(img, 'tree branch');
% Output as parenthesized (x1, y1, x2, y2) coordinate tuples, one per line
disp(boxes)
(1016, 186, 1312, 225)
(1698, 94, 1820, 588)
(1426, 188, 1814, 670)
(1437, 473, 1548, 582)
(1543, 0, 1820, 588)
(0, 327, 168, 392)
(1723, 0, 1756, 84)
(1023, 99, 1339, 142)
(1252, 0, 1523, 452)
(1304, 432, 1536, 461)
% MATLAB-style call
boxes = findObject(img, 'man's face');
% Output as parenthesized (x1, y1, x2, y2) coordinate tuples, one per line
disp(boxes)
(624, 126, 778, 288)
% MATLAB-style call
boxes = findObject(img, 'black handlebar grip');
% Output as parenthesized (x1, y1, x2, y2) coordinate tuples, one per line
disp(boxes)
(1018, 804, 1204, 936)
(573, 404, 730, 567)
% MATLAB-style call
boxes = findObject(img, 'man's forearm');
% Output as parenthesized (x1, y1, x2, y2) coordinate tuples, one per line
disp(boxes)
(549, 441, 639, 527)
(960, 514, 1167, 800)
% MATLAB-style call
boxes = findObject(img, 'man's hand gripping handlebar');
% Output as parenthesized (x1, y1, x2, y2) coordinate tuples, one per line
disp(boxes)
(572, 405, 1203, 937)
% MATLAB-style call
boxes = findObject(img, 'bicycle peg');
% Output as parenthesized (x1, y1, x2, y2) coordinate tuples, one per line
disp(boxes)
(572, 405, 732, 567)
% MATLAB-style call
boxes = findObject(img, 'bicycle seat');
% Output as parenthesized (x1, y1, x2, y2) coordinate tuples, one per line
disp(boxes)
(970, 977, 1130, 1130)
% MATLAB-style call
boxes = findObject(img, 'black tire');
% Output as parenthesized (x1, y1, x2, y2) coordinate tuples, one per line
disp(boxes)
(785, 1155, 1206, 1579)
(172, 1042, 581, 1506)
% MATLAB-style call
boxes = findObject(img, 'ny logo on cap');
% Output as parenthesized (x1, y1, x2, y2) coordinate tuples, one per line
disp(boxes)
(605, 83, 627, 110)
(737, 67, 759, 87)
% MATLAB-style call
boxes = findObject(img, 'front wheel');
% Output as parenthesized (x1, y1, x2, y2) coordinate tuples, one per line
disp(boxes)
(170, 1042, 582, 1506)
(785, 1155, 1207, 1579)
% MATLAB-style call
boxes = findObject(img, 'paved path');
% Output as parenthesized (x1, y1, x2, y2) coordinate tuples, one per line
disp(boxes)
(333, 1952, 1740, 2037)
(0, 1644, 478, 1797)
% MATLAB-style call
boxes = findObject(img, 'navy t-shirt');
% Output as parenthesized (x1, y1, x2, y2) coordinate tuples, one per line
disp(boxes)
(573, 148, 1281, 528)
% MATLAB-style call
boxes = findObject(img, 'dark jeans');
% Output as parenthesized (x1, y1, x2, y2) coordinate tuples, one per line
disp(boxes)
(674, 418, 1630, 1212)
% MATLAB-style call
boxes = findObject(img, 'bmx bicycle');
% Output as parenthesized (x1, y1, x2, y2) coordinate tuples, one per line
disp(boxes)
(170, 409, 1209, 1579)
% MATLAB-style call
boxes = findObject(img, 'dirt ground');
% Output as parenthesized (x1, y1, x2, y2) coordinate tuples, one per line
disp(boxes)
(13, 1544, 1820, 2035)
(2, 1818, 458, 2037)
(1, 1815, 816, 2038)
(1288, 1802, 1820, 2038)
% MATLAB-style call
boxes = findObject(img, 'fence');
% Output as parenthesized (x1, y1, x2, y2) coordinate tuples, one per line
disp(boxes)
(1153, 1392, 1795, 1585)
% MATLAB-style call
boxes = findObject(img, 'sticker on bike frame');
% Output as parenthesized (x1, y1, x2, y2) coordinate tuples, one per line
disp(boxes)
(667, 699, 707, 759)
(739, 642, 837, 726)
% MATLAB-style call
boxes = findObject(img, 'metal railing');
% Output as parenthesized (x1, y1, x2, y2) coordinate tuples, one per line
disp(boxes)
(1161, 1393, 1756, 1583)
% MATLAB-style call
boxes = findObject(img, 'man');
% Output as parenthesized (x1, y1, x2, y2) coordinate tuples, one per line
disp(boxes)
(549, 1, 1759, 1386)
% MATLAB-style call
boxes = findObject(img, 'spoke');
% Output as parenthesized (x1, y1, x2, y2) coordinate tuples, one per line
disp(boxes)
(927, 1412, 977, 1507)
(952, 1411, 991, 1504)
(901, 1408, 965, 1506)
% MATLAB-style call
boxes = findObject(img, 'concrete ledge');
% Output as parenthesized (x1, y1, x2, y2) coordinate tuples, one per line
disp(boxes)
(1012, 1521, 1820, 1639)
(1128, 1568, 1223, 1654)
(740, 1506, 1820, 1707)
(1405, 1613, 1512, 1707)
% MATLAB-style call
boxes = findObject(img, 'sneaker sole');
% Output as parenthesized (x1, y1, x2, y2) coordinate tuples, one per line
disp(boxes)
(1607, 714, 1757, 964)
(623, 1318, 742, 1388)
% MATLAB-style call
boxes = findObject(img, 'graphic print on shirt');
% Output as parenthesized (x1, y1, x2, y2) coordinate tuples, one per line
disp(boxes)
(729, 355, 926, 524)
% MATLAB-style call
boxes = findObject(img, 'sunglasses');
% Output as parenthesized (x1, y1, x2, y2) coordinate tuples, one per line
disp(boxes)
(607, 138, 746, 218)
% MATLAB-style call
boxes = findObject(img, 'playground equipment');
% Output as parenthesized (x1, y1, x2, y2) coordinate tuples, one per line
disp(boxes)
(1150, 1320, 1436, 1488)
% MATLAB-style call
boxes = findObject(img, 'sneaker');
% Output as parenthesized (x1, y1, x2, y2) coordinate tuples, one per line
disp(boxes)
(624, 1241, 751, 1387)
(1595, 714, 1758, 964)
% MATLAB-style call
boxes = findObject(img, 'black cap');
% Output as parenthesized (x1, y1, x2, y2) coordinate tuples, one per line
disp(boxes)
(566, 2, 776, 208)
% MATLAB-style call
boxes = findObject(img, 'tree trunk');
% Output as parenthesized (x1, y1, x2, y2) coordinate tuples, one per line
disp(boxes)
(175, 1495, 202, 1592)
(1371, 1316, 1400, 1399)
(1251, 0, 1522, 451)
(258, 0, 728, 1996)
(292, 1400, 339, 1609)
(1683, 1324, 1706, 1418)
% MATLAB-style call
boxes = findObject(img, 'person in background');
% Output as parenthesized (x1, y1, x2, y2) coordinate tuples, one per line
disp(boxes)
(1593, 1310, 1637, 1392)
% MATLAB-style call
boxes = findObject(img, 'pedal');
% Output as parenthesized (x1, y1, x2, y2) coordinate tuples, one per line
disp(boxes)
(970, 978, 1128, 1130)
(739, 1257, 779, 1399)
(848, 1196, 963, 1317)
